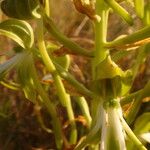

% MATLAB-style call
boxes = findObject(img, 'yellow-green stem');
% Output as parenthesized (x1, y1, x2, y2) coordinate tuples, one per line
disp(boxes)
(93, 1, 109, 79)
(36, 18, 77, 144)
(105, 0, 133, 25)
(75, 96, 92, 128)
(44, 0, 50, 16)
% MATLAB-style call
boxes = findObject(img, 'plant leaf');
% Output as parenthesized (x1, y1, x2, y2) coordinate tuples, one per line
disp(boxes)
(0, 52, 26, 80)
(0, 19, 34, 48)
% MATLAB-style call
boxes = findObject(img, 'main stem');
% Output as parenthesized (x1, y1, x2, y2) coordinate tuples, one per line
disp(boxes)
(91, 0, 109, 122)
(90, 1, 109, 149)
(93, 1, 109, 78)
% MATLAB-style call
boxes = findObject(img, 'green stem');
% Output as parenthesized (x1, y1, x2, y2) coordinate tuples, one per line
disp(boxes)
(75, 96, 92, 128)
(93, 1, 109, 79)
(43, 14, 93, 57)
(36, 19, 77, 144)
(105, 0, 133, 25)
(44, 0, 50, 16)
(0, 81, 19, 91)
(53, 61, 95, 97)
(134, 0, 144, 18)
(105, 26, 150, 48)
(120, 116, 147, 150)
(143, 2, 150, 25)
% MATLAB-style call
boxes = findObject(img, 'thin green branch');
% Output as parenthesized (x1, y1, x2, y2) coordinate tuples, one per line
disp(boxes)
(43, 14, 94, 57)
(105, 26, 150, 48)
(75, 96, 92, 128)
(53, 61, 95, 97)
(105, 0, 133, 25)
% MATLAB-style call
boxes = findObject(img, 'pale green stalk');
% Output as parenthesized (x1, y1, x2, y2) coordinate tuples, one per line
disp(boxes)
(134, 0, 144, 18)
(105, 26, 150, 48)
(36, 18, 77, 144)
(53, 61, 94, 97)
(105, 0, 133, 25)
(43, 14, 93, 57)
(0, 81, 19, 90)
(44, 0, 50, 16)
(93, 1, 109, 75)
(75, 96, 92, 128)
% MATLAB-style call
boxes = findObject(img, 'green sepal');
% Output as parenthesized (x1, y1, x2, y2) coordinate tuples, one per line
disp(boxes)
(94, 55, 132, 96)
(95, 56, 124, 80)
